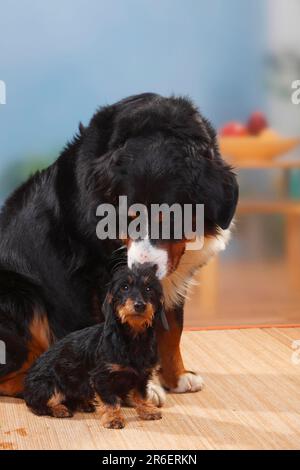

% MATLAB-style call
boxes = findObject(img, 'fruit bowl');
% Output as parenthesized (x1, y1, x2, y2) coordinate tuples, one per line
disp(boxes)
(219, 135, 300, 163)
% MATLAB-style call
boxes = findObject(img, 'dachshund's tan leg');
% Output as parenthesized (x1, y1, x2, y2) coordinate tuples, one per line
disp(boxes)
(130, 390, 162, 421)
(99, 403, 125, 429)
(156, 308, 204, 393)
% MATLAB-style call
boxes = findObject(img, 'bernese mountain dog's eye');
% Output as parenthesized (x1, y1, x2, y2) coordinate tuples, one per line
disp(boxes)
(145, 285, 152, 292)
(121, 283, 129, 292)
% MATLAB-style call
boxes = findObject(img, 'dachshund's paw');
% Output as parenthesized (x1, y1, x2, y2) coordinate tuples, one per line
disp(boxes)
(51, 404, 73, 418)
(170, 372, 204, 393)
(100, 406, 125, 429)
(147, 382, 166, 407)
(102, 416, 125, 429)
(138, 407, 162, 421)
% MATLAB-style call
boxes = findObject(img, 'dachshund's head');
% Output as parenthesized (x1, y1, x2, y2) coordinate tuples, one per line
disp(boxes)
(103, 264, 168, 335)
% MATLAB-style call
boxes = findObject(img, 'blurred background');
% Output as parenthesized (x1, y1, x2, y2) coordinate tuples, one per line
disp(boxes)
(0, 0, 299, 327)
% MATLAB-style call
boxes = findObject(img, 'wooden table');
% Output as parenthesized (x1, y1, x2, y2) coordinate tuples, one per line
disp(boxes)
(190, 158, 300, 321)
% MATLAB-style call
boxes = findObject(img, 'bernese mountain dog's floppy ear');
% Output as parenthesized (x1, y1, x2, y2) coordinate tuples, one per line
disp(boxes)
(86, 93, 159, 154)
(206, 161, 239, 231)
(192, 114, 239, 230)
(186, 154, 239, 232)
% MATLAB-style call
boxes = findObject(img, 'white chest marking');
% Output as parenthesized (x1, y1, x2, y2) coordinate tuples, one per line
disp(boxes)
(127, 239, 168, 279)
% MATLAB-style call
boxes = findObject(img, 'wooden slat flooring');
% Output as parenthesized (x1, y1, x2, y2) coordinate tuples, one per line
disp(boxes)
(1, 328, 300, 450)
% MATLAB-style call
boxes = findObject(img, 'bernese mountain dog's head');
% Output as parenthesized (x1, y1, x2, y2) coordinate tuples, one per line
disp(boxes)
(78, 93, 238, 280)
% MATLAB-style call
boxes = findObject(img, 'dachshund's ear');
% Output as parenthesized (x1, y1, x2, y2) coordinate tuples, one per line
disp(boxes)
(158, 298, 169, 331)
(102, 292, 114, 319)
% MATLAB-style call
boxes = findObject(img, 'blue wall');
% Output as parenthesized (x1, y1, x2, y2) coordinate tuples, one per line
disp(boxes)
(0, 0, 265, 173)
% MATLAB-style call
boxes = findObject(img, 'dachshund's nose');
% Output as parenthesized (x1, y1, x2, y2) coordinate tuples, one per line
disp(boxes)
(134, 301, 146, 313)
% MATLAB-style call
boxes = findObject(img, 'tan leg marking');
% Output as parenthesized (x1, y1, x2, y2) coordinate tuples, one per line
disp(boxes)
(50, 404, 73, 418)
(99, 403, 125, 429)
(47, 389, 72, 418)
(156, 310, 186, 389)
(0, 311, 52, 397)
(130, 390, 162, 421)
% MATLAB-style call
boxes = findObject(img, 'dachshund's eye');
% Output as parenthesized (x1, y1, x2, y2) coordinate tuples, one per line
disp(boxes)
(145, 286, 152, 292)
(121, 284, 129, 292)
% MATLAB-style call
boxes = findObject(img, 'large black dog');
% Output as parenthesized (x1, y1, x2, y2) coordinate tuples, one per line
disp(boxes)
(0, 93, 238, 402)
(24, 264, 165, 428)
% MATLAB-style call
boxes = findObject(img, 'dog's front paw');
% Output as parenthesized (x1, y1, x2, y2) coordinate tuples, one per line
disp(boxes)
(103, 417, 125, 429)
(101, 413, 125, 429)
(51, 404, 73, 418)
(170, 372, 204, 393)
(147, 381, 166, 407)
(138, 406, 162, 421)
(99, 404, 125, 429)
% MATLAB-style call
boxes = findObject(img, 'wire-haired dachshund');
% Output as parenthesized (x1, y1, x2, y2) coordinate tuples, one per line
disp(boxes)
(24, 263, 169, 428)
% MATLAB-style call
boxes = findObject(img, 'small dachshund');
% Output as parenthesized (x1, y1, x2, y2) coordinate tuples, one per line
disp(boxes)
(24, 264, 168, 428)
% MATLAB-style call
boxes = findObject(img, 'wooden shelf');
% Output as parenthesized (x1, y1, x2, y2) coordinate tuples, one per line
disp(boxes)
(238, 199, 300, 214)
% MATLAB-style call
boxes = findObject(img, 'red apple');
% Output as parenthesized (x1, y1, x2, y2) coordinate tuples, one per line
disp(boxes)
(219, 121, 248, 137)
(247, 111, 268, 135)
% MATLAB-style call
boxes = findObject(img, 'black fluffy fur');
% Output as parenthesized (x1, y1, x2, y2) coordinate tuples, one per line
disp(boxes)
(0, 93, 238, 394)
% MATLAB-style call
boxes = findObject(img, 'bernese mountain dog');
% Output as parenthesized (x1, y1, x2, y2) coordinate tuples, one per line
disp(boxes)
(24, 264, 166, 428)
(0, 93, 238, 404)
